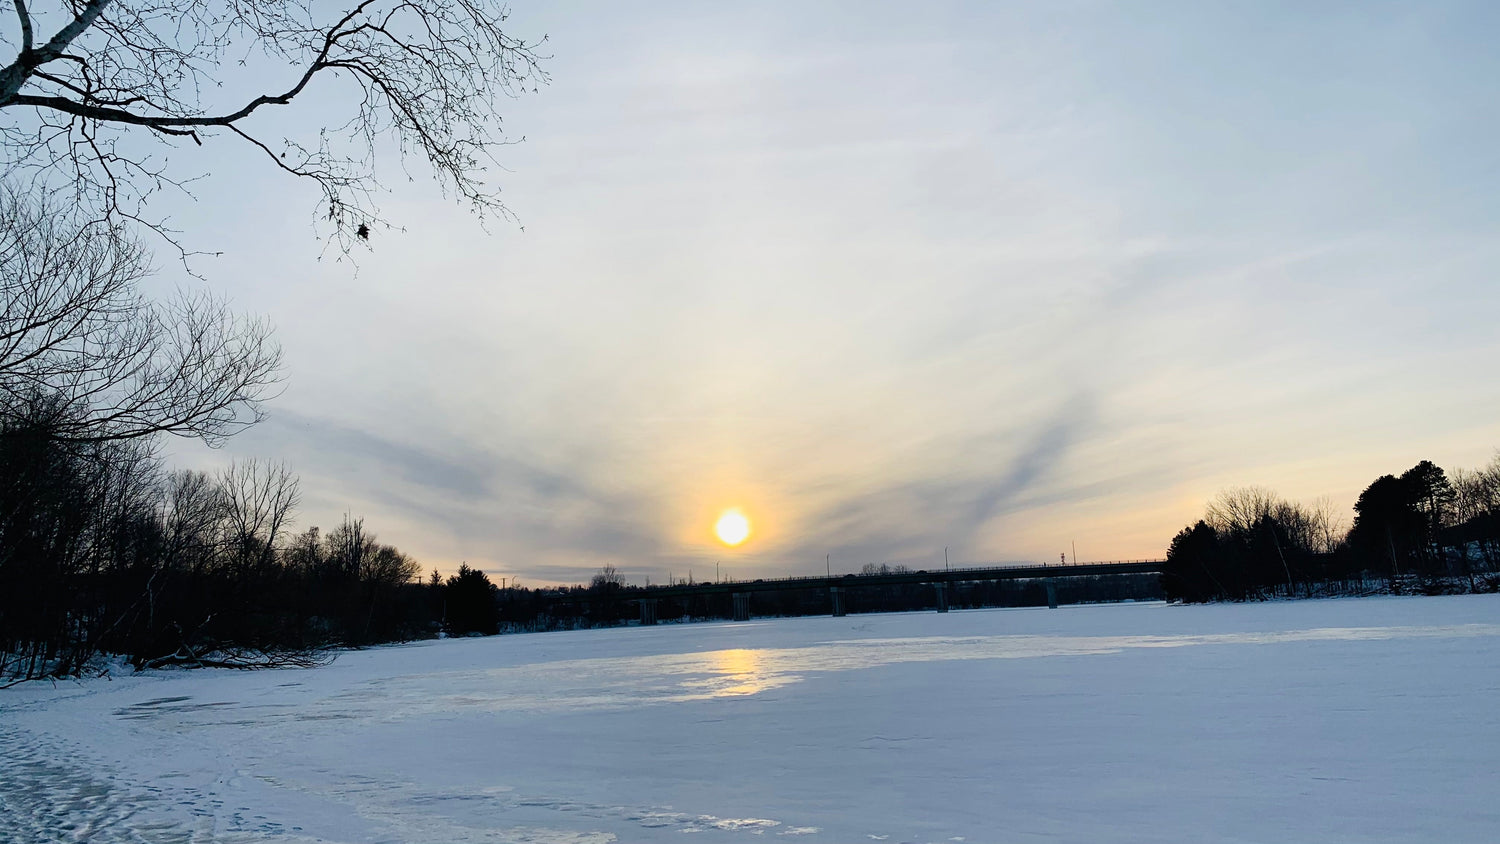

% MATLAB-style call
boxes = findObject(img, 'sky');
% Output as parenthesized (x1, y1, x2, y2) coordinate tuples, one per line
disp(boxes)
(155, 0, 1500, 586)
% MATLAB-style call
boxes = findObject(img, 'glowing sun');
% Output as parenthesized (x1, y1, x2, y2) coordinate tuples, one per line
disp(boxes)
(714, 509, 751, 546)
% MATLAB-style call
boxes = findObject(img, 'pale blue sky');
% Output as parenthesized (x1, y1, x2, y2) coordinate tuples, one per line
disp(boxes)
(162, 1, 1500, 584)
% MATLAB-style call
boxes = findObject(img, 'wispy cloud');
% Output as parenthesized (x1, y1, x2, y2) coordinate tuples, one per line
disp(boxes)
(165, 1, 1500, 584)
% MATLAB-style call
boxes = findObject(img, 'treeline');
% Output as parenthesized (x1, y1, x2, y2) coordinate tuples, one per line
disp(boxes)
(0, 406, 440, 680)
(1164, 457, 1500, 602)
(0, 191, 448, 682)
(0, 0, 553, 680)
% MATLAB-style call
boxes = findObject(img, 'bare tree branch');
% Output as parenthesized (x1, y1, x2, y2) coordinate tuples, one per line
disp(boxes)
(0, 0, 547, 253)
(0, 187, 282, 444)
(11, 0, 34, 56)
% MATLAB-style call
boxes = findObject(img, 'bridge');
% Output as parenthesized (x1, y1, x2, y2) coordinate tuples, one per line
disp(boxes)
(631, 559, 1165, 623)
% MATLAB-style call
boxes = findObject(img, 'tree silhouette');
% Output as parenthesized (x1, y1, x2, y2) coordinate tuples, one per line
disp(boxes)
(444, 564, 497, 636)
(1401, 460, 1455, 574)
(1349, 470, 1429, 580)
(0, 191, 281, 444)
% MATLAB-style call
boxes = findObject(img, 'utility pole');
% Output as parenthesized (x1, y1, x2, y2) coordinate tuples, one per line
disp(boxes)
(826, 553, 831, 577)
(944, 546, 949, 571)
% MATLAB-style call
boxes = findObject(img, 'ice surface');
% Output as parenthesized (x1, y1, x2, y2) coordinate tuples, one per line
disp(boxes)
(4, 596, 1500, 843)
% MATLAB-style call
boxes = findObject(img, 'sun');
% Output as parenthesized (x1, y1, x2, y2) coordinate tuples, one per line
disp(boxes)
(714, 509, 751, 547)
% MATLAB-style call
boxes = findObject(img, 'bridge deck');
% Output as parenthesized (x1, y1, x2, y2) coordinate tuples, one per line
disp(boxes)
(639, 560, 1163, 599)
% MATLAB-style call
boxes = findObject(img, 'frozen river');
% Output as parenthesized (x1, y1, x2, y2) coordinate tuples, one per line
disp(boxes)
(4, 596, 1500, 843)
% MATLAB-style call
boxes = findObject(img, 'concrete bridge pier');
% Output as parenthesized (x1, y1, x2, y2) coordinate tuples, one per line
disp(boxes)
(829, 586, 846, 617)
(732, 592, 751, 621)
(1045, 579, 1058, 609)
(639, 598, 659, 625)
(934, 582, 949, 613)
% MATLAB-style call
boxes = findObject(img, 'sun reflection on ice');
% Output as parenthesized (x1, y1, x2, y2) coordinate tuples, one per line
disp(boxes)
(680, 648, 797, 699)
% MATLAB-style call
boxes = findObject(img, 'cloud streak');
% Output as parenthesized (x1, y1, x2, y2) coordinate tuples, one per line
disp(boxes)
(164, 1, 1500, 584)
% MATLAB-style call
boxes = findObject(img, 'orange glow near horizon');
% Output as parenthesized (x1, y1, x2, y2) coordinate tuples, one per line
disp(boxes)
(714, 509, 752, 546)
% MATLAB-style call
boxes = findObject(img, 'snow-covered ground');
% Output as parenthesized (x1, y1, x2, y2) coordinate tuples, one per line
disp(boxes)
(4, 596, 1500, 843)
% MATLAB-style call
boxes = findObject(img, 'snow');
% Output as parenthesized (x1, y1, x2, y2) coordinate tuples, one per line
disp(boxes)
(4, 596, 1500, 843)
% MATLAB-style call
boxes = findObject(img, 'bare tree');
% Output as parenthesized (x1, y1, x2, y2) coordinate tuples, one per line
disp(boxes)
(162, 468, 226, 575)
(282, 524, 323, 575)
(589, 563, 622, 592)
(0, 0, 548, 249)
(1452, 460, 1500, 573)
(1207, 487, 1336, 554)
(0, 189, 281, 444)
(364, 543, 417, 588)
(1205, 486, 1281, 538)
(219, 458, 299, 574)
(1305, 495, 1346, 555)
(1478, 455, 1500, 571)
(324, 511, 373, 580)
